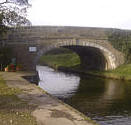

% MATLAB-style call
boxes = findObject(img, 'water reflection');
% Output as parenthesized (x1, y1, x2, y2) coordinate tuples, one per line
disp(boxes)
(37, 65, 131, 125)
(37, 65, 80, 98)
(103, 80, 125, 100)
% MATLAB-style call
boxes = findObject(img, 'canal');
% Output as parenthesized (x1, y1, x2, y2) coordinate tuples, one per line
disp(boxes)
(37, 65, 131, 125)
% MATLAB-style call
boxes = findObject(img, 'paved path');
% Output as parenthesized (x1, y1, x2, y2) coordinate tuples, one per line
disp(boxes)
(0, 72, 98, 125)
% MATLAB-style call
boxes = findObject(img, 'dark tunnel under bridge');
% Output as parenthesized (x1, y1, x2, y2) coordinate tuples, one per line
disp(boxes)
(62, 45, 108, 70)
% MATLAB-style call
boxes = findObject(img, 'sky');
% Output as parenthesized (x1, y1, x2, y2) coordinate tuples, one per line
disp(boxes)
(27, 0, 131, 30)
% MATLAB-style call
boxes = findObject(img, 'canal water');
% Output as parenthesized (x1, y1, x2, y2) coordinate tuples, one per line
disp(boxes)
(37, 65, 131, 125)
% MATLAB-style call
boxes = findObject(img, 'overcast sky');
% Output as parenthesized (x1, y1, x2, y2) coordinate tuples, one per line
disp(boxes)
(27, 0, 131, 29)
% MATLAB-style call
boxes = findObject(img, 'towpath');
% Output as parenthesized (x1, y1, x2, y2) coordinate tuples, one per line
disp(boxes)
(0, 72, 98, 125)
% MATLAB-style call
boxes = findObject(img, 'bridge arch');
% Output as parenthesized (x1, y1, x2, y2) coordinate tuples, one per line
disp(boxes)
(35, 40, 118, 70)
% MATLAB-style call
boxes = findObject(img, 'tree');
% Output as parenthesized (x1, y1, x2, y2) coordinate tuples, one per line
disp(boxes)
(0, 0, 31, 27)
(0, 0, 31, 70)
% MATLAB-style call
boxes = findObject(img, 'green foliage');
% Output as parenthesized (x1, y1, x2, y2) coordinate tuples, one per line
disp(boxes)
(107, 64, 131, 75)
(108, 29, 131, 63)
(39, 49, 80, 68)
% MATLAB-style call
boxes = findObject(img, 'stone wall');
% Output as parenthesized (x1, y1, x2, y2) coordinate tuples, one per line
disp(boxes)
(1, 26, 126, 71)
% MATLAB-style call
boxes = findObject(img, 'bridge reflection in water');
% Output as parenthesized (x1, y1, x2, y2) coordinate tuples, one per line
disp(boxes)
(37, 65, 131, 125)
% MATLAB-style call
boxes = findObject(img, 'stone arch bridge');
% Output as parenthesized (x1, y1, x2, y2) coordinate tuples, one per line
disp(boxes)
(1, 26, 124, 71)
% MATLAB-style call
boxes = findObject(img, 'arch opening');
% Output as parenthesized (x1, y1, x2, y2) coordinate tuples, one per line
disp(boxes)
(35, 41, 117, 71)
(37, 45, 109, 71)
(62, 45, 107, 70)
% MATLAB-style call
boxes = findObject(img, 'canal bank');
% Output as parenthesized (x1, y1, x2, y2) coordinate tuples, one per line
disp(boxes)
(0, 71, 98, 125)
(39, 50, 131, 81)
(57, 65, 131, 81)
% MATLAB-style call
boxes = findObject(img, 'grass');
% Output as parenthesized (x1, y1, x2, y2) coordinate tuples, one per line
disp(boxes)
(89, 64, 131, 80)
(39, 53, 80, 69)
(109, 64, 131, 75)
(0, 77, 37, 125)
